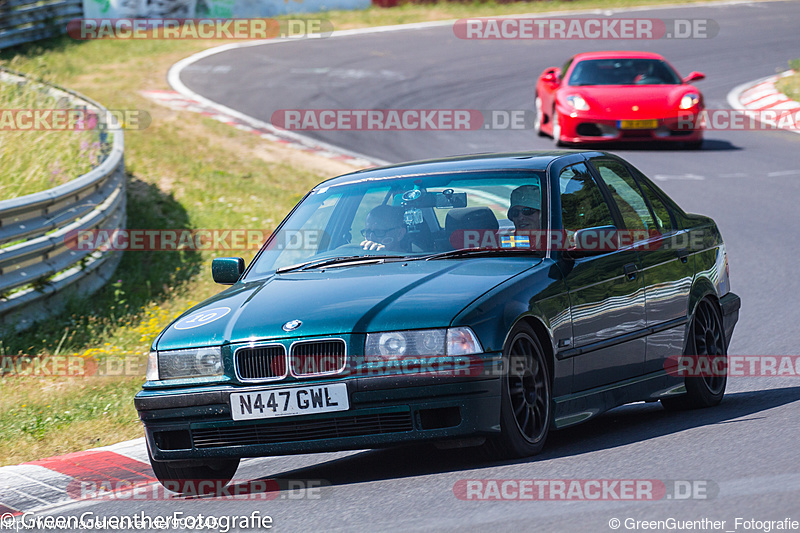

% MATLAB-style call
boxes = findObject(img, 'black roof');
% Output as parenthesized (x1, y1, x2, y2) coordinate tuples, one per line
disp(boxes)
(317, 151, 608, 188)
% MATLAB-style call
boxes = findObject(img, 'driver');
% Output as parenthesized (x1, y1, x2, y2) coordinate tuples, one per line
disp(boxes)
(507, 185, 542, 232)
(360, 205, 411, 252)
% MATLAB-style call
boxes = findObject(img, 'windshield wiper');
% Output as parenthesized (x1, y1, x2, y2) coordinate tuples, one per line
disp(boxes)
(422, 248, 544, 261)
(276, 255, 409, 273)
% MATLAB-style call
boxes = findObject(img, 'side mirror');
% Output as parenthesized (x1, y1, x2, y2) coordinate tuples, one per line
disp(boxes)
(541, 68, 560, 84)
(682, 71, 705, 83)
(212, 257, 245, 284)
(563, 225, 618, 259)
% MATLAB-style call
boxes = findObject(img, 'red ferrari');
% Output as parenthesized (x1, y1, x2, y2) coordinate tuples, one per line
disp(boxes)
(535, 51, 706, 148)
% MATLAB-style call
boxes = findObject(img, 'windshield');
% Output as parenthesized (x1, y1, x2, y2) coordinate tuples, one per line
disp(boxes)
(567, 58, 682, 86)
(245, 171, 546, 278)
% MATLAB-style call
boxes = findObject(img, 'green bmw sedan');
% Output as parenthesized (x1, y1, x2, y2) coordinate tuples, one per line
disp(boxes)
(136, 151, 740, 492)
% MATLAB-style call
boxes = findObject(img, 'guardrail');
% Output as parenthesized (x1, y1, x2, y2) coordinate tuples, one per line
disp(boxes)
(0, 68, 126, 332)
(0, 0, 82, 50)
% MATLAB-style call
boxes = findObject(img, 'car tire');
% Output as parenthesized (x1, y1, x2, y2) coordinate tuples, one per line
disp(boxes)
(662, 298, 727, 411)
(484, 323, 552, 458)
(534, 96, 547, 137)
(148, 445, 240, 494)
(552, 109, 565, 147)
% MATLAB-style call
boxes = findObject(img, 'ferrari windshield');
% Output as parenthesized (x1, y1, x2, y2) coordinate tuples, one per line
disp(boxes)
(568, 58, 682, 86)
(246, 171, 546, 277)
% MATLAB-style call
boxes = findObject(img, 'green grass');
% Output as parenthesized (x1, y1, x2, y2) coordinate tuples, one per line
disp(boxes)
(0, 77, 105, 198)
(0, 377, 144, 465)
(775, 59, 800, 102)
(0, 0, 729, 464)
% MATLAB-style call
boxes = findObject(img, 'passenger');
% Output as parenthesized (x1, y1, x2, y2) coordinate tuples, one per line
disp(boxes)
(360, 205, 411, 252)
(507, 185, 542, 232)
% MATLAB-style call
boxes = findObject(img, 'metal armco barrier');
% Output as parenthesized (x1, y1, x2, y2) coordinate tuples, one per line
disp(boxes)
(0, 68, 126, 331)
(0, 0, 82, 50)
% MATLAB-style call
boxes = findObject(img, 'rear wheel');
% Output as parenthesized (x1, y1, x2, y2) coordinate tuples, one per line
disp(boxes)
(662, 298, 727, 411)
(484, 323, 551, 458)
(148, 446, 240, 494)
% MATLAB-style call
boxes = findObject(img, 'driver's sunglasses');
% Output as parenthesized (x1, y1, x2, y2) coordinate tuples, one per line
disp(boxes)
(507, 206, 540, 219)
(361, 228, 398, 239)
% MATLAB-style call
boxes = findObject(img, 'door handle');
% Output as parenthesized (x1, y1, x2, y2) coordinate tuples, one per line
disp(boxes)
(677, 248, 689, 264)
(623, 263, 637, 281)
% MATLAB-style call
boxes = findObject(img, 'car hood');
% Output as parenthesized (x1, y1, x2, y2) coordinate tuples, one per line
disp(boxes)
(155, 258, 541, 350)
(567, 85, 698, 118)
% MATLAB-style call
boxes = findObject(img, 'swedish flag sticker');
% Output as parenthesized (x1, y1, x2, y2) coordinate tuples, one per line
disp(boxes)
(501, 235, 530, 248)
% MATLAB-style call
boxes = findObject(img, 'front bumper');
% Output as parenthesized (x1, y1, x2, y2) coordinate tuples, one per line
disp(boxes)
(136, 371, 502, 462)
(558, 109, 704, 144)
(719, 292, 741, 348)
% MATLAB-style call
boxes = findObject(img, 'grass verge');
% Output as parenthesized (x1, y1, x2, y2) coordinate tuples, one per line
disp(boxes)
(0, 0, 725, 465)
(775, 59, 800, 102)
(0, 75, 106, 198)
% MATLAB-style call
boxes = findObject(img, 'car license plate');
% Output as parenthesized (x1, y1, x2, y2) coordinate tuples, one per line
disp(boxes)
(618, 119, 658, 129)
(230, 383, 349, 421)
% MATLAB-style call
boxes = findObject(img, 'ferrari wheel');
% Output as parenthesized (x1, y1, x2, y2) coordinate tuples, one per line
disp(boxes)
(662, 298, 727, 411)
(552, 109, 564, 147)
(534, 96, 547, 137)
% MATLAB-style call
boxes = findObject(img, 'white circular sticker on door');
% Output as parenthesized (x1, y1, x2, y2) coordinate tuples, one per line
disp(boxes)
(173, 307, 231, 330)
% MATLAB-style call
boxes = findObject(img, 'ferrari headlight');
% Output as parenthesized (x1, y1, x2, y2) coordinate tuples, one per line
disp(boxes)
(566, 95, 590, 111)
(679, 93, 700, 110)
(154, 346, 223, 380)
(365, 327, 482, 361)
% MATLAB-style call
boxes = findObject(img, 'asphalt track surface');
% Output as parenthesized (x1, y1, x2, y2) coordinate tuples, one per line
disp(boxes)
(49, 2, 800, 531)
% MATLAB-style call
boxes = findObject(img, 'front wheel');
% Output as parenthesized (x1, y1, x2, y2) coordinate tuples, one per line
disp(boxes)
(484, 323, 552, 458)
(148, 447, 240, 494)
(552, 109, 565, 147)
(534, 96, 547, 137)
(662, 298, 727, 411)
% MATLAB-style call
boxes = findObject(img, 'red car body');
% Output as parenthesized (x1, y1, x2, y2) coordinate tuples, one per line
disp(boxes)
(535, 51, 706, 147)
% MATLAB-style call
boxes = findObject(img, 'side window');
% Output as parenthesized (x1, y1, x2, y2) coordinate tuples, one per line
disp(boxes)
(559, 163, 614, 232)
(636, 178, 674, 233)
(591, 160, 654, 232)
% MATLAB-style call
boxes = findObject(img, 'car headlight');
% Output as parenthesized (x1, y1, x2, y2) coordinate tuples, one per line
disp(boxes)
(150, 347, 224, 380)
(566, 95, 590, 111)
(146, 350, 159, 380)
(365, 327, 482, 361)
(679, 93, 700, 110)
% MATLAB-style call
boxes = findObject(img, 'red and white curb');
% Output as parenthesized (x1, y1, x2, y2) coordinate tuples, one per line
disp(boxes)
(727, 70, 800, 134)
(0, 438, 151, 515)
(141, 89, 384, 169)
